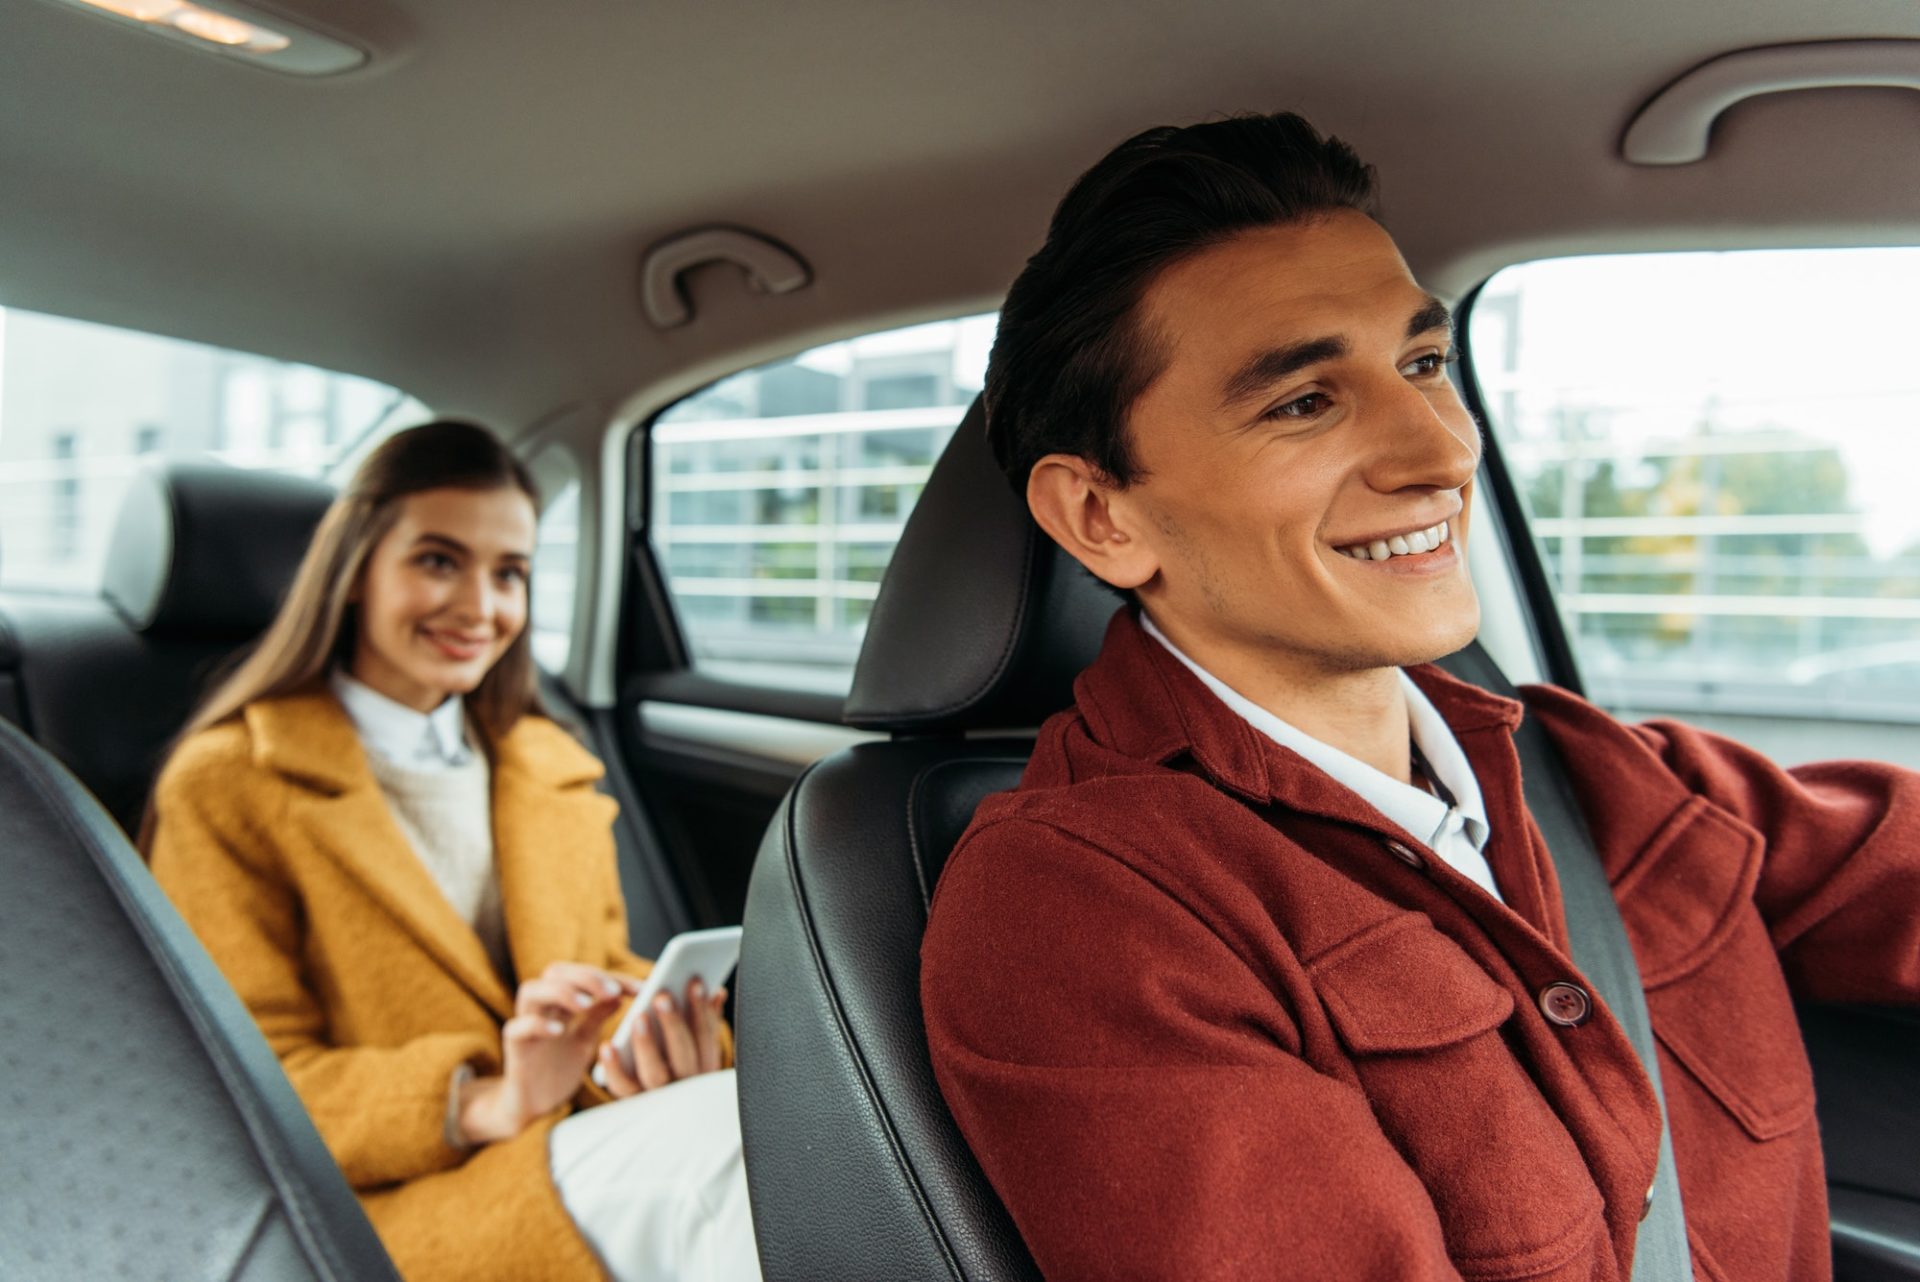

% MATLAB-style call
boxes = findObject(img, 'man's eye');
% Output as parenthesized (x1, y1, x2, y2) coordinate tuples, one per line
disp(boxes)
(1403, 350, 1457, 378)
(1263, 392, 1329, 421)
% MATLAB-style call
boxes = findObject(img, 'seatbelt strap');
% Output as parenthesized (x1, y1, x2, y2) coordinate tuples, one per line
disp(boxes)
(1510, 707, 1693, 1280)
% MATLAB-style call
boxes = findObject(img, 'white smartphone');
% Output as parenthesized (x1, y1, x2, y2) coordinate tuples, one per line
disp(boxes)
(592, 925, 743, 1088)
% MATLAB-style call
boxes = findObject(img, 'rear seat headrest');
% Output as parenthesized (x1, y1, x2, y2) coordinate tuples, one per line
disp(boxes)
(844, 397, 1119, 734)
(101, 461, 336, 637)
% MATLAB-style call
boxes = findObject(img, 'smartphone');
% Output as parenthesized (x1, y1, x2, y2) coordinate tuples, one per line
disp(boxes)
(592, 925, 743, 1088)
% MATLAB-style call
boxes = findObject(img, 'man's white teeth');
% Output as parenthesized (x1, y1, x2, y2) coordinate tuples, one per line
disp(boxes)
(1342, 520, 1449, 561)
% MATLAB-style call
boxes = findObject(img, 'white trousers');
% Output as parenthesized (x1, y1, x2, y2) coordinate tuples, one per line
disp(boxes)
(548, 1068, 762, 1282)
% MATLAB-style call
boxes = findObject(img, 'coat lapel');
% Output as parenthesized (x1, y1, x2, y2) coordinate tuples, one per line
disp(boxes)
(248, 690, 515, 1017)
(488, 716, 616, 994)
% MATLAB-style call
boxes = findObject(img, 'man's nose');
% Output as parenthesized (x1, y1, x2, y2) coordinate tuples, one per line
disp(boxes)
(1362, 373, 1481, 494)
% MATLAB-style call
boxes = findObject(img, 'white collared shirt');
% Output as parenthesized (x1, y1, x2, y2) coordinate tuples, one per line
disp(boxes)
(328, 669, 474, 771)
(1140, 615, 1503, 903)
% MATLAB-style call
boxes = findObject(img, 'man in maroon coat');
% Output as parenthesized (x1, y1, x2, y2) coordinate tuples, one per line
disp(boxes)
(919, 113, 1920, 1281)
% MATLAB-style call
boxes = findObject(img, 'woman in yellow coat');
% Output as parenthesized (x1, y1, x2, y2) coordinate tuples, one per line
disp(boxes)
(147, 421, 757, 1282)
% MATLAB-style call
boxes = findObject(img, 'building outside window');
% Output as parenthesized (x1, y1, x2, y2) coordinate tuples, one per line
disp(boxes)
(650, 314, 995, 693)
(0, 306, 424, 593)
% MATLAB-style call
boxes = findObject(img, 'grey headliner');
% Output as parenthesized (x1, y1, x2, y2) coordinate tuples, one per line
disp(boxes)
(3, 0, 1919, 432)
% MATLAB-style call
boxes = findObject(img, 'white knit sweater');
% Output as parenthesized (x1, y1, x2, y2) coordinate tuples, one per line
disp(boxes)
(363, 749, 510, 979)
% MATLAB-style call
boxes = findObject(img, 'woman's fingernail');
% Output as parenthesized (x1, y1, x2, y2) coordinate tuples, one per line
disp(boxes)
(546, 1019, 566, 1036)
(573, 992, 595, 1008)
(654, 994, 673, 1012)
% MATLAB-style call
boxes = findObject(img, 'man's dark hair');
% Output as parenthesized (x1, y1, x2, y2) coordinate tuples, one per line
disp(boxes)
(983, 113, 1379, 494)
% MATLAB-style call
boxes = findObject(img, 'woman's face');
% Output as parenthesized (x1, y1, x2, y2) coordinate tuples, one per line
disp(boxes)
(350, 485, 537, 712)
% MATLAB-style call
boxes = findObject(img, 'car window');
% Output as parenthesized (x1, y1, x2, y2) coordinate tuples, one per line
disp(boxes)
(0, 305, 426, 593)
(1468, 249, 1920, 767)
(648, 313, 997, 694)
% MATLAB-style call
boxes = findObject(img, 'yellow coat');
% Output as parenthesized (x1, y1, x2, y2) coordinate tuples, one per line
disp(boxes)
(149, 687, 668, 1282)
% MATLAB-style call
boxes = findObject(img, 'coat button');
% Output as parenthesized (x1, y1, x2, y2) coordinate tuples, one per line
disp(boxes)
(1383, 839, 1425, 869)
(1538, 981, 1592, 1027)
(1641, 1183, 1656, 1221)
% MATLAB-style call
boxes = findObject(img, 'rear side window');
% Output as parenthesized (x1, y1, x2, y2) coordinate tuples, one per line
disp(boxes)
(0, 306, 425, 592)
(648, 314, 996, 693)
(1468, 249, 1920, 764)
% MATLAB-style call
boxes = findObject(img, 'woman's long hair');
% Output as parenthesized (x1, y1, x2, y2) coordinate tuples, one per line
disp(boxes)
(168, 418, 548, 772)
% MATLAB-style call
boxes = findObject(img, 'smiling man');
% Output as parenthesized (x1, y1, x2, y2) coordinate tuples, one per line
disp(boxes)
(919, 114, 1920, 1282)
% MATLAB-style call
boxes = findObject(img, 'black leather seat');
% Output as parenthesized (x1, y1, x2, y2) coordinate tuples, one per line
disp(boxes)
(0, 460, 332, 833)
(0, 713, 400, 1280)
(737, 399, 1120, 1281)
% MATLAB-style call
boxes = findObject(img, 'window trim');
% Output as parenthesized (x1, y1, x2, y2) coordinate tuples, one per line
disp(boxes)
(1455, 279, 1587, 695)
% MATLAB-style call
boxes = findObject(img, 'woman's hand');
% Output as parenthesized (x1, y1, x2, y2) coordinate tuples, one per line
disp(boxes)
(593, 978, 729, 1099)
(458, 962, 640, 1144)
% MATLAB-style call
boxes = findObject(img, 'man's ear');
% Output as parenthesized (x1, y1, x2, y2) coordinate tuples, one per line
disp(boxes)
(1025, 454, 1159, 591)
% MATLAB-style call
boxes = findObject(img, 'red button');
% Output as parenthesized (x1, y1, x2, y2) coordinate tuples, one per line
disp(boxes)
(1538, 982, 1592, 1027)
(1383, 839, 1425, 869)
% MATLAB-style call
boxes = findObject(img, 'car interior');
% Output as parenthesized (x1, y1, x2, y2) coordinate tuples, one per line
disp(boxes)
(1, 0, 1917, 1278)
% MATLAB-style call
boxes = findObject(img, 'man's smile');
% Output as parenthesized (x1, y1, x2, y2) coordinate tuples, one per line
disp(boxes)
(1334, 516, 1453, 563)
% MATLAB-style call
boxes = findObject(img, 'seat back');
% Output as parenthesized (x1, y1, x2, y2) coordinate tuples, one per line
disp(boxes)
(738, 399, 1117, 1280)
(0, 461, 332, 833)
(742, 742, 1041, 1281)
(0, 714, 400, 1281)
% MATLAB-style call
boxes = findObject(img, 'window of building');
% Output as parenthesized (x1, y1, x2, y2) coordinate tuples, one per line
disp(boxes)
(1468, 249, 1920, 766)
(0, 306, 426, 593)
(648, 313, 997, 693)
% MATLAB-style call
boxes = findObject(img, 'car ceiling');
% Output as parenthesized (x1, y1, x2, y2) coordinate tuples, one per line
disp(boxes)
(1, 0, 1917, 433)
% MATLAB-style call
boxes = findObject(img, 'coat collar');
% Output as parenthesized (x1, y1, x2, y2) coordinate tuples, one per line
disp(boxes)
(1074, 610, 1524, 822)
(248, 687, 605, 796)
(245, 688, 607, 1016)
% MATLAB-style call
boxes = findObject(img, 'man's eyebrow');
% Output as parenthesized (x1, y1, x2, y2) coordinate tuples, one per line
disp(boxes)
(1218, 336, 1348, 410)
(1406, 294, 1453, 340)
(1216, 295, 1455, 413)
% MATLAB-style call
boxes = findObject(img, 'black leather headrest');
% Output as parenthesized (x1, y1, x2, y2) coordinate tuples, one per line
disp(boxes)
(101, 461, 335, 637)
(845, 398, 1120, 734)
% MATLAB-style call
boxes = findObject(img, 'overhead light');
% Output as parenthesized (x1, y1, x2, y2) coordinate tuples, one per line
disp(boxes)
(45, 0, 366, 75)
(79, 0, 178, 19)
(169, 6, 287, 52)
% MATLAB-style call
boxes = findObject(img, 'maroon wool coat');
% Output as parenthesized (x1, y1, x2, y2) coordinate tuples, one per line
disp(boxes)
(921, 610, 1920, 1282)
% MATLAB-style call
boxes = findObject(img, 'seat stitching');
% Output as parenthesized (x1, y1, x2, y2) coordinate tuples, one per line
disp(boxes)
(778, 780, 970, 1281)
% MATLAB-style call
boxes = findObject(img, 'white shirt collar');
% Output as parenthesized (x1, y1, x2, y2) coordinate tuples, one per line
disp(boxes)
(1138, 613, 1491, 860)
(329, 669, 472, 769)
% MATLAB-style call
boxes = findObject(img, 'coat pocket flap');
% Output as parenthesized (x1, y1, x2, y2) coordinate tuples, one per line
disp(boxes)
(1310, 914, 1515, 1055)
(1612, 796, 1762, 990)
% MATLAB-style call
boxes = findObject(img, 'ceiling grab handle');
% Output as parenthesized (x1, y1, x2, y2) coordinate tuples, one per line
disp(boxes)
(640, 227, 811, 329)
(1622, 39, 1920, 165)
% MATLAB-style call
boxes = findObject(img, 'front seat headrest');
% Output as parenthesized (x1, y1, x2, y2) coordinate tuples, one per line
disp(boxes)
(101, 461, 335, 637)
(845, 397, 1119, 734)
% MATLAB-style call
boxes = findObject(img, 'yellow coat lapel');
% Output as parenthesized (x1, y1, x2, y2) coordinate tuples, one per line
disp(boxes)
(490, 716, 618, 993)
(247, 690, 515, 1017)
